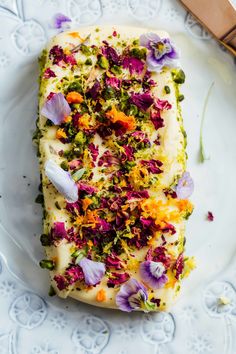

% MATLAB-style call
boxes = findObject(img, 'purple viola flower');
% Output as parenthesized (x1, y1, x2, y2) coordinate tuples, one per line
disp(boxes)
(140, 261, 168, 289)
(115, 278, 148, 312)
(41, 93, 71, 125)
(52, 13, 71, 30)
(130, 93, 154, 112)
(78, 257, 106, 286)
(140, 33, 179, 72)
(175, 172, 194, 199)
(45, 160, 78, 203)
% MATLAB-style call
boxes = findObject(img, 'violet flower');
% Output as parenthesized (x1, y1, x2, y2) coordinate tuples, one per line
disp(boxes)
(140, 261, 168, 289)
(139, 33, 179, 72)
(78, 257, 106, 286)
(175, 172, 194, 199)
(41, 93, 71, 125)
(45, 160, 78, 203)
(52, 13, 71, 30)
(115, 278, 148, 312)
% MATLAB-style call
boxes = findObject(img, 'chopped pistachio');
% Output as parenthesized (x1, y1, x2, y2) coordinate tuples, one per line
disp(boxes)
(178, 94, 185, 102)
(164, 85, 171, 94)
(60, 160, 69, 171)
(39, 259, 55, 270)
(85, 58, 92, 65)
(35, 194, 44, 204)
(48, 285, 56, 296)
(97, 55, 109, 69)
(172, 69, 185, 84)
(40, 234, 51, 246)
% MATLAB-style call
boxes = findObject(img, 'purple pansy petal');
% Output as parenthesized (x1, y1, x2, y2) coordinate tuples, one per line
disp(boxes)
(140, 261, 168, 289)
(175, 172, 194, 199)
(78, 257, 106, 286)
(41, 93, 71, 125)
(139, 33, 161, 49)
(53, 13, 71, 30)
(115, 278, 148, 312)
(45, 160, 78, 203)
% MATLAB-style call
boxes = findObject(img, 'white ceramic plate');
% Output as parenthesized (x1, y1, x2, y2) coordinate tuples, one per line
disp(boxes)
(0, 1, 236, 353)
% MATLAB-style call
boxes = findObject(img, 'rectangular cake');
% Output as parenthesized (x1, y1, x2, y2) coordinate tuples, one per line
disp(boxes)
(36, 26, 194, 312)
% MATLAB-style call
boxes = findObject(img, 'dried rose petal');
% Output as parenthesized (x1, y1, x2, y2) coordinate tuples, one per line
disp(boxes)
(207, 211, 214, 221)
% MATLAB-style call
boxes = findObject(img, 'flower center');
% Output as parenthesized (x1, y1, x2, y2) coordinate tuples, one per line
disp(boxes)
(151, 41, 172, 60)
(128, 289, 146, 309)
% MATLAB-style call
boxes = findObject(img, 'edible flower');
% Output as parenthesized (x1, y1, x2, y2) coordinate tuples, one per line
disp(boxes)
(106, 106, 136, 131)
(173, 253, 184, 280)
(139, 33, 179, 72)
(96, 289, 106, 302)
(123, 57, 144, 75)
(140, 159, 163, 174)
(51, 222, 67, 241)
(140, 261, 168, 289)
(101, 44, 120, 65)
(150, 110, 164, 130)
(54, 265, 84, 291)
(130, 93, 154, 112)
(87, 81, 101, 100)
(77, 257, 106, 286)
(115, 278, 148, 312)
(43, 68, 56, 79)
(175, 172, 194, 199)
(45, 159, 78, 203)
(66, 91, 83, 104)
(41, 93, 71, 125)
(155, 98, 172, 110)
(105, 253, 123, 269)
(207, 211, 214, 221)
(105, 76, 121, 89)
(52, 13, 71, 30)
(107, 272, 130, 287)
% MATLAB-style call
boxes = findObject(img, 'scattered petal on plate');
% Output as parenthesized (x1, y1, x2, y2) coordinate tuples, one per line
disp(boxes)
(44, 160, 78, 203)
(207, 211, 214, 221)
(78, 257, 106, 286)
(115, 278, 148, 312)
(140, 261, 168, 289)
(52, 13, 71, 30)
(176, 172, 194, 199)
(41, 93, 71, 125)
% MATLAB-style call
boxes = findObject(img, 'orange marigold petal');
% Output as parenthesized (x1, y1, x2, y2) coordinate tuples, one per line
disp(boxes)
(96, 289, 106, 302)
(56, 128, 67, 139)
(66, 91, 84, 104)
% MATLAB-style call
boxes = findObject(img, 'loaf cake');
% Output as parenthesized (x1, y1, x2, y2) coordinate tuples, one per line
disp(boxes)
(35, 26, 194, 312)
